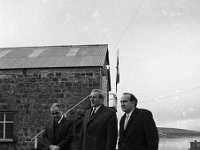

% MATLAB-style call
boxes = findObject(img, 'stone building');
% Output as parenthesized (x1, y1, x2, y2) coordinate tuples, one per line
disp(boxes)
(0, 44, 111, 150)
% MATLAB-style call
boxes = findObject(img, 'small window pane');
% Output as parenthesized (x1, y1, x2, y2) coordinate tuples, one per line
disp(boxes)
(6, 123, 13, 139)
(0, 113, 4, 121)
(0, 123, 3, 138)
(6, 113, 13, 121)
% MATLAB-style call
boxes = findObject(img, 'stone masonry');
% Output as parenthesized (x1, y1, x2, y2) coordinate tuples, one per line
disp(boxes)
(0, 67, 102, 150)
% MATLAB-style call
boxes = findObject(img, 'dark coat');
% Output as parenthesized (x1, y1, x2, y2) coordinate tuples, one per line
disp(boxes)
(118, 108, 159, 150)
(79, 105, 118, 150)
(42, 117, 74, 150)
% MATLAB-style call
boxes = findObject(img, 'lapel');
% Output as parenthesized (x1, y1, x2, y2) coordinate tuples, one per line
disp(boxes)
(125, 108, 139, 130)
(86, 105, 105, 127)
(54, 117, 67, 141)
(48, 119, 54, 139)
(85, 108, 92, 127)
(120, 114, 126, 136)
(90, 105, 104, 119)
(122, 108, 140, 139)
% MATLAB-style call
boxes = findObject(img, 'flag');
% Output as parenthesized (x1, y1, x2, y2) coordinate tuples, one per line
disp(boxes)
(116, 49, 120, 93)
(116, 49, 120, 84)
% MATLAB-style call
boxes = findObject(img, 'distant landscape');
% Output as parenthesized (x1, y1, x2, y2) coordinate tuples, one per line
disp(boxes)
(158, 127, 200, 138)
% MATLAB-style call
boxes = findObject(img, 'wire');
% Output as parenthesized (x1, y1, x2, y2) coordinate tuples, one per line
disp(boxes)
(113, 0, 144, 50)
(136, 87, 200, 95)
(140, 87, 200, 103)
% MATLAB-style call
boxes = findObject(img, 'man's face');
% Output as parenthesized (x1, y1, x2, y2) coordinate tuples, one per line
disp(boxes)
(120, 94, 135, 113)
(50, 106, 62, 122)
(90, 91, 102, 108)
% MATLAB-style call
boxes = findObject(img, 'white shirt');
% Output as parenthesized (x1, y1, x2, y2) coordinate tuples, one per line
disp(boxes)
(124, 108, 134, 129)
(126, 108, 134, 119)
(93, 105, 101, 113)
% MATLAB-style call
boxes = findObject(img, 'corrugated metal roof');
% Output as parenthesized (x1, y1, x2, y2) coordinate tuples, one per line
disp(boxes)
(0, 44, 108, 69)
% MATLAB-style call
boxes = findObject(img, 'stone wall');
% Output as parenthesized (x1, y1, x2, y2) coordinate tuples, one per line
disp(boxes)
(0, 67, 102, 150)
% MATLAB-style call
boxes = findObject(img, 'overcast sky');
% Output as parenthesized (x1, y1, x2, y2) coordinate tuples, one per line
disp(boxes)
(1, 0, 200, 131)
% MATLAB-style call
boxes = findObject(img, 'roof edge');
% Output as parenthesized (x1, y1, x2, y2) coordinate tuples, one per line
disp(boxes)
(0, 44, 108, 49)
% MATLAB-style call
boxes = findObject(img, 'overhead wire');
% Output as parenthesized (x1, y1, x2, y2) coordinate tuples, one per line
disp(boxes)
(136, 86, 200, 95)
(113, 0, 144, 50)
(140, 86, 200, 103)
(112, 0, 144, 94)
(113, 0, 199, 104)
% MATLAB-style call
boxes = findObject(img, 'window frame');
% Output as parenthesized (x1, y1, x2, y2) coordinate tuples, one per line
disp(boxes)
(0, 111, 14, 142)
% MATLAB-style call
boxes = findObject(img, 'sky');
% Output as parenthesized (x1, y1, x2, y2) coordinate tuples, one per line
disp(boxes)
(1, 0, 200, 131)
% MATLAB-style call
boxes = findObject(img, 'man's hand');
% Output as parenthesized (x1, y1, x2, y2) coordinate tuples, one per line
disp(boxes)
(49, 145, 60, 150)
(54, 145, 60, 150)
(49, 145, 55, 150)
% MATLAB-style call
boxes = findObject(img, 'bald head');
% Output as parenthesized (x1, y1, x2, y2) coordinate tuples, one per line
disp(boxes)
(50, 103, 62, 121)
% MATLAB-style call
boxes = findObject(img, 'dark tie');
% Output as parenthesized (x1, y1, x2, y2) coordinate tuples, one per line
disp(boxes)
(91, 108, 96, 116)
(54, 120, 58, 128)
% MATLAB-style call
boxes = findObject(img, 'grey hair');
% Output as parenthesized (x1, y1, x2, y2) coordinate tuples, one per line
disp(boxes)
(91, 89, 105, 100)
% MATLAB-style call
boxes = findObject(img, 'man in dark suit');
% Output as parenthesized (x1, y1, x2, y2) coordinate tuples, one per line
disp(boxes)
(79, 89, 118, 150)
(43, 103, 74, 150)
(118, 92, 159, 150)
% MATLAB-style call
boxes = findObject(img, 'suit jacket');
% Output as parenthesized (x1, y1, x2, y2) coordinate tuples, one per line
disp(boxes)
(42, 117, 74, 150)
(118, 108, 159, 150)
(79, 105, 118, 150)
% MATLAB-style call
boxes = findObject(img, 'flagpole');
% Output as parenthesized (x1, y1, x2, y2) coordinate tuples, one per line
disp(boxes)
(116, 49, 120, 94)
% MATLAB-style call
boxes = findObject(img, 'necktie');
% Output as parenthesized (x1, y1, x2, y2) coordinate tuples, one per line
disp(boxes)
(91, 108, 96, 116)
(124, 114, 129, 129)
(54, 120, 58, 128)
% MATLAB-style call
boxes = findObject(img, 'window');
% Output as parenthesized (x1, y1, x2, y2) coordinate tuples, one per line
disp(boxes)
(0, 112, 14, 142)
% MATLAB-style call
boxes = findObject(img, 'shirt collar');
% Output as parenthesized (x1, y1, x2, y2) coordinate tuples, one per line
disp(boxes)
(126, 108, 134, 117)
(93, 105, 102, 112)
